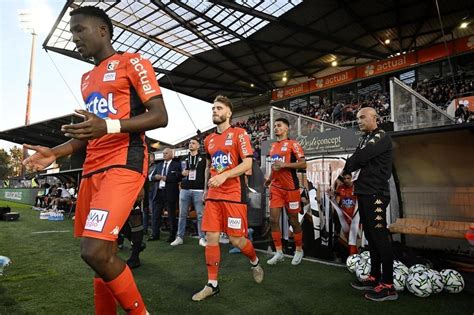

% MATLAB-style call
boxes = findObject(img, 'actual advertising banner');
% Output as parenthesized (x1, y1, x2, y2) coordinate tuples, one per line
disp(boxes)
(357, 52, 417, 78)
(454, 35, 474, 54)
(271, 82, 309, 101)
(308, 69, 356, 91)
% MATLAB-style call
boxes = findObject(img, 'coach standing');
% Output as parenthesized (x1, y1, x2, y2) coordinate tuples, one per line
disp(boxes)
(341, 107, 397, 302)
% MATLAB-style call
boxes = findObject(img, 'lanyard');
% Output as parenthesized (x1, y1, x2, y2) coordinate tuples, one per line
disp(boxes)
(189, 154, 198, 169)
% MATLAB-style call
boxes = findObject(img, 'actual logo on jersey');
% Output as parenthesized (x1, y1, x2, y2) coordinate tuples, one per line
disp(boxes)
(130, 56, 156, 95)
(85, 209, 109, 232)
(107, 60, 120, 71)
(103, 72, 116, 82)
(238, 133, 249, 155)
(85, 92, 118, 118)
(211, 150, 232, 173)
(270, 154, 285, 163)
(227, 217, 242, 229)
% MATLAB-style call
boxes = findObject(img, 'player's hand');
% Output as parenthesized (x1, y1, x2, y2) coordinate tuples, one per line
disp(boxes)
(202, 190, 207, 204)
(61, 109, 107, 140)
(182, 170, 189, 177)
(272, 161, 285, 171)
(208, 173, 228, 188)
(264, 177, 271, 187)
(22, 144, 56, 172)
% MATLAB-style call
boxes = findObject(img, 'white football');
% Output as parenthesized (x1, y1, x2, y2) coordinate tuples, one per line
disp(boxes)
(408, 264, 428, 274)
(406, 271, 432, 297)
(346, 254, 361, 273)
(440, 269, 464, 293)
(355, 257, 371, 281)
(426, 269, 444, 294)
(393, 268, 408, 292)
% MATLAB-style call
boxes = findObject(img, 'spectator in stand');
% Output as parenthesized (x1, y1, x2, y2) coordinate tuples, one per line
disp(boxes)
(455, 104, 470, 123)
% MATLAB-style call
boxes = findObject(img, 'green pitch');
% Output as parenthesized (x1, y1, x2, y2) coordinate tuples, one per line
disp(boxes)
(0, 200, 472, 314)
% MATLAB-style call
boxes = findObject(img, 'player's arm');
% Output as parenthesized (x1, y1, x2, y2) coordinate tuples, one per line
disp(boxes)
(208, 157, 252, 188)
(61, 96, 167, 140)
(22, 139, 87, 172)
(274, 157, 306, 171)
(202, 158, 211, 201)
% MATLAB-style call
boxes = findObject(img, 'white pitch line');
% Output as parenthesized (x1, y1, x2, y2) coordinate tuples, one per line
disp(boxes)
(31, 230, 71, 234)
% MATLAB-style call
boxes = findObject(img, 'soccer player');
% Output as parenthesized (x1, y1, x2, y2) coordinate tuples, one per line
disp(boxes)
(265, 118, 306, 265)
(192, 95, 264, 302)
(22, 6, 167, 314)
(335, 171, 359, 256)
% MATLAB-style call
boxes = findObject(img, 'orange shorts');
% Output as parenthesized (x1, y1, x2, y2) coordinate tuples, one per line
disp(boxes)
(74, 168, 145, 241)
(269, 186, 301, 214)
(202, 200, 248, 237)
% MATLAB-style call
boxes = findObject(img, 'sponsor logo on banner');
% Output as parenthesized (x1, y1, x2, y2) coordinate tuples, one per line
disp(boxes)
(271, 82, 309, 101)
(85, 209, 109, 232)
(289, 201, 299, 210)
(85, 92, 118, 118)
(227, 217, 242, 229)
(129, 56, 156, 95)
(357, 53, 416, 78)
(4, 191, 22, 200)
(103, 72, 116, 82)
(107, 60, 120, 71)
(309, 69, 356, 91)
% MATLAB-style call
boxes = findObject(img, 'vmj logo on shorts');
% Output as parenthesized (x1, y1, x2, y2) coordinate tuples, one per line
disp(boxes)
(85, 92, 118, 118)
(211, 151, 232, 173)
(85, 209, 109, 232)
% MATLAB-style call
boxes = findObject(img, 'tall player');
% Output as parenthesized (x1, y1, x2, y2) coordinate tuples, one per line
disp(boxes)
(22, 6, 167, 314)
(192, 95, 264, 301)
(265, 118, 306, 265)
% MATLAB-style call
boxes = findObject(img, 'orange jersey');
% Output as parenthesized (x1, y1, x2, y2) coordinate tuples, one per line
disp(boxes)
(80, 52, 162, 177)
(204, 127, 253, 203)
(269, 139, 305, 190)
(336, 185, 357, 217)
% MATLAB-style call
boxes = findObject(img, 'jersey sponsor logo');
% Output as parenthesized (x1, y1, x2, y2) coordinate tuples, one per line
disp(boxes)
(107, 60, 120, 71)
(211, 150, 232, 173)
(238, 133, 249, 156)
(281, 146, 288, 151)
(341, 198, 355, 209)
(85, 92, 118, 118)
(85, 209, 109, 232)
(225, 139, 233, 146)
(227, 217, 242, 229)
(103, 72, 116, 82)
(270, 154, 285, 163)
(130, 56, 157, 95)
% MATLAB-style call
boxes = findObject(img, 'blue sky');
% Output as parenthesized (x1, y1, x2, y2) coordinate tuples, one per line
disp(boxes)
(0, 0, 213, 151)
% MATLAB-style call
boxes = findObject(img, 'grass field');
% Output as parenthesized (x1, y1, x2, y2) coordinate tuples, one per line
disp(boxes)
(0, 200, 473, 315)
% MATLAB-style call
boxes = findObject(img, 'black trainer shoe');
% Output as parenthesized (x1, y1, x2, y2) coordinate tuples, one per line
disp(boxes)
(350, 276, 379, 291)
(364, 283, 398, 302)
(127, 257, 141, 269)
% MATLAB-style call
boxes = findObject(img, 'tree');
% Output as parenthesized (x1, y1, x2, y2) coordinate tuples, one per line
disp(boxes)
(0, 149, 12, 179)
(9, 146, 23, 177)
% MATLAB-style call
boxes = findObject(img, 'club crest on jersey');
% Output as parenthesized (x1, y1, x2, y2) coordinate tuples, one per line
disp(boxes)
(85, 92, 117, 118)
(107, 60, 120, 71)
(211, 150, 232, 173)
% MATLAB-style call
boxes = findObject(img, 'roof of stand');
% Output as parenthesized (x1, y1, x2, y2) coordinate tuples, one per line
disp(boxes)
(44, 0, 474, 102)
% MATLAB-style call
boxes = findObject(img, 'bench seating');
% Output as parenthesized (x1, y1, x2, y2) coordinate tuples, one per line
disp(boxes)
(389, 218, 472, 239)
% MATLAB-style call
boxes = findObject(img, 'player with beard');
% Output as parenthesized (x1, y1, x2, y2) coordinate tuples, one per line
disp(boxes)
(22, 6, 167, 314)
(192, 95, 264, 301)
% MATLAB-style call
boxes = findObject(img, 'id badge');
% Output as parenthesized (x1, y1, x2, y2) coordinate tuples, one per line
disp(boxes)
(188, 170, 197, 180)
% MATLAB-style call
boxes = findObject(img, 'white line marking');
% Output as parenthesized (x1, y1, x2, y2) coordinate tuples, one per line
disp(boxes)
(31, 230, 71, 234)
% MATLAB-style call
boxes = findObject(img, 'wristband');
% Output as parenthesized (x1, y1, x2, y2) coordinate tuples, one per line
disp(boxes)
(105, 119, 121, 134)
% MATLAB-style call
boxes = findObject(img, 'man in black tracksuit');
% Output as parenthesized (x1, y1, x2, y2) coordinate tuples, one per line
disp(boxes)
(341, 107, 397, 302)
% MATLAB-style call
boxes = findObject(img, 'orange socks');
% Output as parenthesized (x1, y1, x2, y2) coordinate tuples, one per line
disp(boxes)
(205, 244, 221, 281)
(94, 277, 117, 315)
(105, 266, 146, 315)
(293, 231, 303, 250)
(240, 239, 257, 263)
(271, 231, 283, 251)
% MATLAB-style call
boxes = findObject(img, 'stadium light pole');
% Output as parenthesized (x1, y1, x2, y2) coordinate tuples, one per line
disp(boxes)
(18, 10, 37, 176)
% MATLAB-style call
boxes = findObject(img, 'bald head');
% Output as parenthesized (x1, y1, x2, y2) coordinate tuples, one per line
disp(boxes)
(356, 107, 378, 133)
(163, 148, 173, 161)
